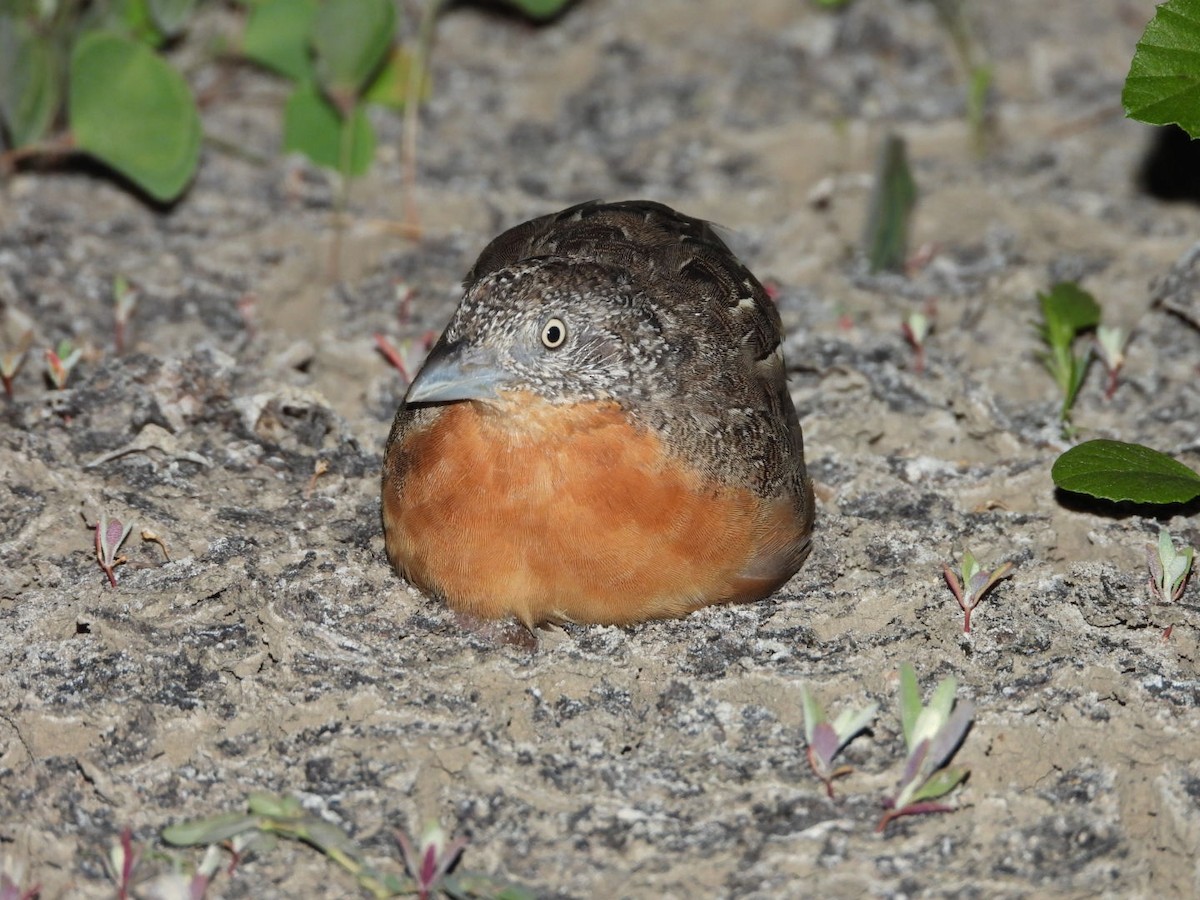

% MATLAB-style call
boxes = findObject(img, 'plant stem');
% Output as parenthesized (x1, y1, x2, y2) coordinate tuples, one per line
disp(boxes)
(402, 0, 448, 236)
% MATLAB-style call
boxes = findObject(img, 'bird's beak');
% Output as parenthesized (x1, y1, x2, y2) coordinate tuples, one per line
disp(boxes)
(404, 341, 512, 404)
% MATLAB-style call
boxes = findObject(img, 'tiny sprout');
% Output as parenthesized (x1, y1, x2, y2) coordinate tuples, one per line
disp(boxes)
(878, 663, 974, 833)
(1095, 325, 1126, 401)
(375, 332, 438, 386)
(96, 513, 134, 588)
(800, 685, 877, 798)
(943, 549, 1014, 633)
(1, 331, 33, 400)
(1148, 529, 1194, 603)
(139, 844, 220, 900)
(1037, 282, 1100, 436)
(44, 340, 82, 390)
(105, 827, 140, 900)
(113, 275, 140, 355)
(141, 529, 171, 562)
(304, 459, 330, 498)
(901, 310, 932, 373)
(375, 333, 412, 383)
(396, 822, 468, 900)
(163, 793, 533, 899)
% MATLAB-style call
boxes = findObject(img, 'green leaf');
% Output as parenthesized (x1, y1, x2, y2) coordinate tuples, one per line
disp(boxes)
(311, 0, 395, 106)
(295, 818, 362, 857)
(283, 81, 374, 176)
(0, 17, 60, 148)
(69, 31, 201, 201)
(926, 699, 974, 774)
(909, 765, 968, 803)
(1039, 282, 1101, 334)
(148, 0, 196, 36)
(363, 46, 429, 109)
(799, 684, 824, 745)
(497, 0, 573, 18)
(1123, 0, 1200, 138)
(1052, 439, 1200, 504)
(242, 0, 317, 82)
(247, 792, 303, 818)
(863, 132, 917, 274)
(162, 812, 258, 845)
(928, 675, 957, 725)
(959, 549, 979, 586)
(831, 702, 878, 746)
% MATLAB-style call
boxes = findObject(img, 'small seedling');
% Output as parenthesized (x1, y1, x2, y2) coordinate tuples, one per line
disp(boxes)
(901, 310, 932, 374)
(923, 0, 992, 153)
(799, 685, 877, 798)
(1, 331, 34, 399)
(396, 823, 467, 900)
(375, 333, 413, 383)
(102, 826, 220, 900)
(44, 339, 82, 390)
(862, 133, 917, 273)
(163, 792, 533, 899)
(1148, 529, 1194, 603)
(1095, 325, 1126, 401)
(376, 331, 437, 386)
(1037, 282, 1100, 436)
(95, 513, 134, 588)
(113, 275, 140, 354)
(1, 854, 40, 900)
(138, 843, 221, 900)
(141, 529, 172, 562)
(878, 663, 974, 833)
(105, 828, 140, 900)
(304, 459, 331, 498)
(1052, 439, 1200, 505)
(943, 549, 1014, 633)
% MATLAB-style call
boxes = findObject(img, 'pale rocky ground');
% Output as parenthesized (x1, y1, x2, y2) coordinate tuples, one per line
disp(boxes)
(2, 0, 1199, 897)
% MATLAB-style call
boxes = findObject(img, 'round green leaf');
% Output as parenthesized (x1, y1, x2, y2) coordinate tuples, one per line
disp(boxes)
(1123, 0, 1200, 138)
(69, 31, 201, 201)
(1040, 282, 1101, 334)
(0, 17, 60, 148)
(242, 0, 317, 82)
(283, 82, 374, 176)
(1052, 439, 1200, 504)
(311, 0, 395, 101)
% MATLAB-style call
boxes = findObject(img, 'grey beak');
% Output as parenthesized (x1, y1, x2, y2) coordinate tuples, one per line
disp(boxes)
(404, 341, 512, 404)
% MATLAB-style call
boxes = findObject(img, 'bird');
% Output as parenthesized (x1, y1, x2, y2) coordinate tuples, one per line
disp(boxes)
(381, 200, 815, 628)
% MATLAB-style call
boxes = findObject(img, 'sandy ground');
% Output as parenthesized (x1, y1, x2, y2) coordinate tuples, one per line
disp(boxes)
(2, 0, 1199, 897)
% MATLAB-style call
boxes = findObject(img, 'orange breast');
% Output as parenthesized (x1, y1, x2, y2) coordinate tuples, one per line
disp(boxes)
(383, 392, 797, 626)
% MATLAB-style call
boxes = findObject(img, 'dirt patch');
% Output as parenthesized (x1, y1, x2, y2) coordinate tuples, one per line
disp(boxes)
(2, 0, 1198, 896)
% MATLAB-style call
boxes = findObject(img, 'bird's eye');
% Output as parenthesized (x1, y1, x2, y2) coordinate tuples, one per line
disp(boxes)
(540, 317, 568, 349)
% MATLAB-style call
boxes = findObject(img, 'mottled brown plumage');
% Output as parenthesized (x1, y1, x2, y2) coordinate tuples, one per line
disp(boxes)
(382, 200, 815, 627)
